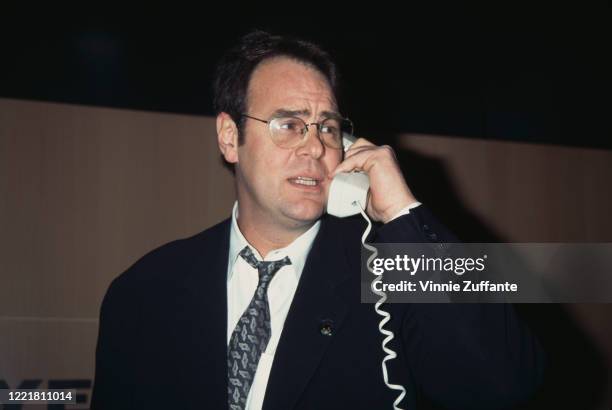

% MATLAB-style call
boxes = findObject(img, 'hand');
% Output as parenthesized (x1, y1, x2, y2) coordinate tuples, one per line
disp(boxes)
(330, 138, 418, 223)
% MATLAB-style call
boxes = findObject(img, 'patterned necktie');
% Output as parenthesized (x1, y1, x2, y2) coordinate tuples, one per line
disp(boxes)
(228, 246, 291, 410)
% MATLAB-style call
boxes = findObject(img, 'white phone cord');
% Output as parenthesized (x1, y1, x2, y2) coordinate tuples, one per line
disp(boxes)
(357, 204, 407, 410)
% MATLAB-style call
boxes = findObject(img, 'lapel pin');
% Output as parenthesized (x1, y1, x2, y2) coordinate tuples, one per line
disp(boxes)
(319, 319, 334, 336)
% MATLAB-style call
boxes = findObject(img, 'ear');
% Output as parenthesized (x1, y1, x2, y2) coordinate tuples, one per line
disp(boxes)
(216, 112, 239, 164)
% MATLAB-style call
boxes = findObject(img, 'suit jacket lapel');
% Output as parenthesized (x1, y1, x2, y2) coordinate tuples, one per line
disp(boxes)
(180, 218, 231, 410)
(262, 216, 352, 410)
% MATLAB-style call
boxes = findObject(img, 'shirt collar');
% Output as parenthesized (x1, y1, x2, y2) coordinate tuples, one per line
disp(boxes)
(227, 201, 321, 281)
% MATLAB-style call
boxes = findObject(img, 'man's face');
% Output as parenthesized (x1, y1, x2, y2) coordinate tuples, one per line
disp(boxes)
(233, 57, 343, 229)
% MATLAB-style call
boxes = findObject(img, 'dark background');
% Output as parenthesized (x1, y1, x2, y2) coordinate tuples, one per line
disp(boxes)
(1, 3, 610, 149)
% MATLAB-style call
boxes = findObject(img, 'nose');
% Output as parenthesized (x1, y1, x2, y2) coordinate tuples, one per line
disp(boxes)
(296, 123, 324, 159)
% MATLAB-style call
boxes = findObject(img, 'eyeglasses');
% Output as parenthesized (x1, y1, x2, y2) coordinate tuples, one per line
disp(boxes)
(242, 114, 353, 150)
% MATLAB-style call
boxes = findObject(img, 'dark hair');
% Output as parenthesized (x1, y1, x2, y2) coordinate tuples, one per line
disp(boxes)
(213, 30, 339, 142)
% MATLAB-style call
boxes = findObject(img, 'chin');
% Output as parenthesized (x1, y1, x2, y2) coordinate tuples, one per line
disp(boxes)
(282, 201, 325, 225)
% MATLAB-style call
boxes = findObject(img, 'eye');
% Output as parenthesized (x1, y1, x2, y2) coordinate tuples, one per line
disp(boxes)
(321, 119, 341, 135)
(280, 122, 298, 130)
(275, 118, 304, 133)
(320, 125, 338, 134)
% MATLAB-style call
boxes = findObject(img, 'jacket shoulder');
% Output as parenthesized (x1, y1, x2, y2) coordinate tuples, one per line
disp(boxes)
(105, 218, 230, 301)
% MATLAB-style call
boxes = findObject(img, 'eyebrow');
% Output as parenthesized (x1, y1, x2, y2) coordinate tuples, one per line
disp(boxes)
(270, 108, 343, 121)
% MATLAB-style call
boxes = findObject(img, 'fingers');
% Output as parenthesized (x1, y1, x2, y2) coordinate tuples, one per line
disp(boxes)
(343, 137, 374, 161)
(332, 143, 397, 176)
(332, 149, 369, 175)
(333, 148, 379, 175)
(344, 137, 373, 154)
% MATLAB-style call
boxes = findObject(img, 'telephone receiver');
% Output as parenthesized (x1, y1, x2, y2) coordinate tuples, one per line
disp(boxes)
(326, 134, 371, 217)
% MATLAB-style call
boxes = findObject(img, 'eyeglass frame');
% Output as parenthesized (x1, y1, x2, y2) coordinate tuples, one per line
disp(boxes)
(241, 113, 354, 150)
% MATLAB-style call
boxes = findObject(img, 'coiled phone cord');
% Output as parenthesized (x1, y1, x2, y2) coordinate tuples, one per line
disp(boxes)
(357, 204, 407, 410)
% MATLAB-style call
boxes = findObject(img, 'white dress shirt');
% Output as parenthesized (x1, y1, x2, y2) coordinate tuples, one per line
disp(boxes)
(227, 202, 321, 410)
(226, 200, 421, 410)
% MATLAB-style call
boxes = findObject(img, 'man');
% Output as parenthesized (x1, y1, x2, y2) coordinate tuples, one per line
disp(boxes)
(91, 31, 544, 409)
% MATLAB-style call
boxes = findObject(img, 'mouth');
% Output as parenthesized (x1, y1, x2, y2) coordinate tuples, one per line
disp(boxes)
(287, 176, 324, 191)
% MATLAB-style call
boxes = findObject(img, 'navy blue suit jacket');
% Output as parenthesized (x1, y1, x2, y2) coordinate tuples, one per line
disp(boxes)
(91, 206, 544, 409)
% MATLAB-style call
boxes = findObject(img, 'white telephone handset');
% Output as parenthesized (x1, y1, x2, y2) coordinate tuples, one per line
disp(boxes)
(326, 135, 370, 217)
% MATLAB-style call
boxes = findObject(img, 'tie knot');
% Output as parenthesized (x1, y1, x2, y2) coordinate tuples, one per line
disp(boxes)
(239, 246, 291, 285)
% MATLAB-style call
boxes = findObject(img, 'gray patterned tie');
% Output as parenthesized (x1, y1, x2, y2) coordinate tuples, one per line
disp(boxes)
(227, 246, 291, 410)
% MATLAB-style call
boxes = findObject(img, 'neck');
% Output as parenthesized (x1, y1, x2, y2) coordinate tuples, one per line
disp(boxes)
(236, 203, 313, 258)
